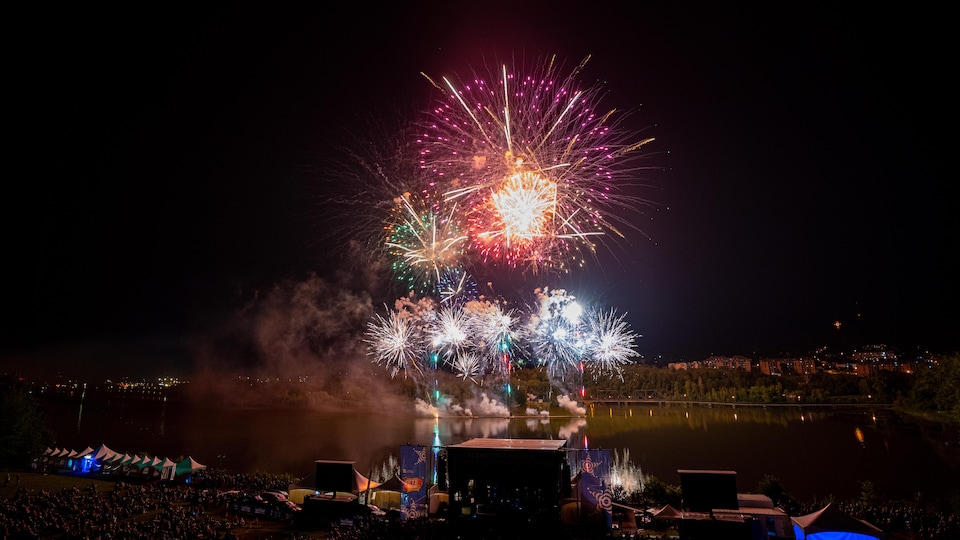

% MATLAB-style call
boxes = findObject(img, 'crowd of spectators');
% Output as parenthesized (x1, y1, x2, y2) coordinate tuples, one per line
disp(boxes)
(798, 500, 959, 540)
(0, 470, 293, 539)
(2, 469, 958, 539)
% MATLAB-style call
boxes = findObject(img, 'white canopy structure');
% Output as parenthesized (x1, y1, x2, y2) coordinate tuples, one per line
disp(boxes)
(175, 456, 207, 477)
(792, 503, 885, 540)
(159, 458, 177, 480)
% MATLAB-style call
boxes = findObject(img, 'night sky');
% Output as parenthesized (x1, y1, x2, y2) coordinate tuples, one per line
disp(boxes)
(6, 3, 957, 379)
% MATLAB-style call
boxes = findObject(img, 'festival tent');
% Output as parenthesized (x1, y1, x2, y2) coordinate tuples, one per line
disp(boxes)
(288, 466, 382, 504)
(92, 444, 117, 462)
(134, 456, 155, 475)
(68, 447, 96, 472)
(175, 456, 207, 477)
(106, 453, 131, 472)
(159, 458, 177, 480)
(53, 449, 71, 467)
(368, 475, 403, 510)
(139, 456, 161, 476)
(652, 504, 683, 520)
(42, 448, 59, 463)
(125, 455, 144, 472)
(792, 503, 885, 540)
(90, 444, 118, 472)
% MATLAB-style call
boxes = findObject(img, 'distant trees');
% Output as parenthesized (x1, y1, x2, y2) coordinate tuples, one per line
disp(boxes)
(757, 474, 801, 515)
(570, 355, 960, 416)
(372, 351, 960, 417)
(905, 353, 960, 422)
(641, 474, 682, 508)
(0, 375, 50, 468)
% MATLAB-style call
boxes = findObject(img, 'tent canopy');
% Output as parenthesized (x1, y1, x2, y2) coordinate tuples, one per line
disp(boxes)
(652, 504, 683, 520)
(290, 467, 380, 493)
(792, 503, 885, 540)
(373, 475, 404, 492)
(175, 456, 207, 476)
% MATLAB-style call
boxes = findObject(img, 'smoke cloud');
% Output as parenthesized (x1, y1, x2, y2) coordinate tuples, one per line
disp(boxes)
(556, 394, 586, 416)
(186, 268, 410, 412)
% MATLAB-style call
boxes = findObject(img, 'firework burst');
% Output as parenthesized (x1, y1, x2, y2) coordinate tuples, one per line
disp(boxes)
(527, 287, 588, 381)
(584, 308, 641, 380)
(364, 308, 427, 378)
(437, 267, 479, 305)
(364, 286, 642, 391)
(465, 299, 522, 376)
(384, 192, 469, 295)
(418, 55, 656, 274)
(430, 305, 473, 365)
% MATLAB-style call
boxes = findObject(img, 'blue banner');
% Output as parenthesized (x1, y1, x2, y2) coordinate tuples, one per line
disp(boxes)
(400, 444, 428, 520)
(577, 449, 613, 529)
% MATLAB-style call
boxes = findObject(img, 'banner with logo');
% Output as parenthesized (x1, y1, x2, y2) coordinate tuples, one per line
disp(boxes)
(577, 449, 613, 528)
(400, 444, 428, 520)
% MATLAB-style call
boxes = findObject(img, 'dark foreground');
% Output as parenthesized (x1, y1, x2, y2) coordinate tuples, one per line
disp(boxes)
(1, 470, 957, 539)
(0, 471, 629, 540)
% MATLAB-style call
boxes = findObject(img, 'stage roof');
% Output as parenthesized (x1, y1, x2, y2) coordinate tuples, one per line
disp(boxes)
(448, 438, 567, 451)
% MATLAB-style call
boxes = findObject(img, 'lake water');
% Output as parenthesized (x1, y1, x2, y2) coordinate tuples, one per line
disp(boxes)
(41, 393, 960, 505)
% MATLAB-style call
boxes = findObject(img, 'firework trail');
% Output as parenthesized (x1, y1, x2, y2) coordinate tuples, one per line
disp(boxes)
(418, 55, 656, 274)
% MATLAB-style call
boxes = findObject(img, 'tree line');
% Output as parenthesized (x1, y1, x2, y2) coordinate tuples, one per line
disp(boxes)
(510, 353, 960, 422)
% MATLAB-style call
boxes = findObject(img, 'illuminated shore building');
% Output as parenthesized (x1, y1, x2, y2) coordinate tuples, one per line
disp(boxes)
(759, 357, 818, 376)
(669, 355, 753, 371)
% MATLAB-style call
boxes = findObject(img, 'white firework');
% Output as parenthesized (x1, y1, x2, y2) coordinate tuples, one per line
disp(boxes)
(529, 288, 587, 380)
(364, 309, 426, 378)
(585, 308, 640, 380)
(430, 305, 472, 365)
(465, 300, 522, 374)
(450, 352, 484, 383)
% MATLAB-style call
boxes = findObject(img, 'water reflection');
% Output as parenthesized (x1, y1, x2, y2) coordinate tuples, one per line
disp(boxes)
(41, 397, 959, 505)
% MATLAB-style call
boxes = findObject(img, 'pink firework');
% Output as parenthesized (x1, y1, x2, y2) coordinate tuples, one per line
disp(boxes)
(418, 55, 656, 274)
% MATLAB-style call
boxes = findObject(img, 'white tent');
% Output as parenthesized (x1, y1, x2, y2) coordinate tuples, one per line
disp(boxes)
(92, 444, 117, 461)
(792, 503, 885, 540)
(160, 458, 177, 480)
(175, 456, 207, 477)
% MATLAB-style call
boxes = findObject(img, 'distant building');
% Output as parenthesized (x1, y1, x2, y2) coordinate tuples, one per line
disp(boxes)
(669, 355, 753, 371)
(759, 357, 817, 376)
